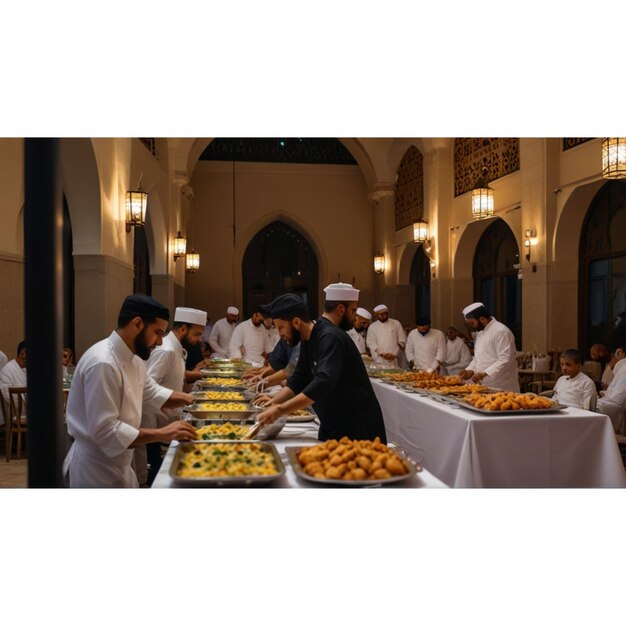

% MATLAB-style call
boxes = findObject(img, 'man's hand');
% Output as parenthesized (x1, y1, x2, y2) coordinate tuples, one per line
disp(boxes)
(163, 391, 194, 409)
(157, 420, 197, 442)
(256, 404, 283, 426)
(252, 394, 274, 408)
(192, 359, 209, 371)
(471, 372, 487, 383)
(243, 366, 263, 380)
(459, 369, 474, 380)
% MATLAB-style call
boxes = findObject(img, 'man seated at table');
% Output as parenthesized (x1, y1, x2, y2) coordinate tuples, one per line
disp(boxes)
(597, 345, 626, 433)
(552, 349, 597, 410)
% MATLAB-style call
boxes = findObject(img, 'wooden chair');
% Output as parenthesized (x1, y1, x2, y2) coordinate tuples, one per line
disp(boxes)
(0, 396, 8, 456)
(6, 386, 27, 462)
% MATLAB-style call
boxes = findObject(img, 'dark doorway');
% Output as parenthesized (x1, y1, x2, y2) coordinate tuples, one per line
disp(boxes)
(473, 218, 522, 349)
(242, 221, 319, 318)
(579, 181, 626, 355)
(410, 245, 431, 322)
(62, 195, 75, 352)
(133, 223, 152, 296)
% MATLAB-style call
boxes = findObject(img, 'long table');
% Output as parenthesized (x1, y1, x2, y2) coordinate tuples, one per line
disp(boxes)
(152, 420, 448, 488)
(371, 378, 626, 488)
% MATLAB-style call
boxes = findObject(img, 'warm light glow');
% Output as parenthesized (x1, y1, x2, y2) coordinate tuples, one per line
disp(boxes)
(374, 252, 385, 274)
(125, 189, 148, 230)
(471, 167, 495, 220)
(602, 138, 626, 179)
(173, 231, 187, 260)
(413, 219, 429, 243)
(186, 249, 200, 273)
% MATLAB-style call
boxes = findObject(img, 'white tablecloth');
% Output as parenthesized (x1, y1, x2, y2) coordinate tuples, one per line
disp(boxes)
(152, 421, 448, 488)
(371, 379, 626, 488)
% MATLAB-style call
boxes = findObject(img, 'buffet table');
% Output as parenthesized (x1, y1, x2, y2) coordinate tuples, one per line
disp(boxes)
(371, 379, 626, 488)
(152, 421, 448, 488)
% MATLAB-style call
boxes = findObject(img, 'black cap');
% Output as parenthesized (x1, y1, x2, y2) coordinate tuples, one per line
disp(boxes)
(119, 294, 170, 321)
(416, 316, 431, 326)
(262, 293, 308, 320)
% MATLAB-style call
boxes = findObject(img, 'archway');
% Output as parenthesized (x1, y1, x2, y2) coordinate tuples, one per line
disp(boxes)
(242, 220, 318, 317)
(410, 245, 431, 322)
(579, 180, 626, 353)
(473, 218, 522, 348)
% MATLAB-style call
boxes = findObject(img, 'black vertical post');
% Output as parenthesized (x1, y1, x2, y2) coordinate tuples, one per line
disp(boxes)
(24, 138, 65, 487)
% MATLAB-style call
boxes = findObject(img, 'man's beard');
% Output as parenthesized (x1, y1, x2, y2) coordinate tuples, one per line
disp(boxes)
(180, 334, 194, 352)
(134, 328, 153, 360)
(338, 311, 352, 331)
(287, 326, 301, 347)
(419, 330, 429, 336)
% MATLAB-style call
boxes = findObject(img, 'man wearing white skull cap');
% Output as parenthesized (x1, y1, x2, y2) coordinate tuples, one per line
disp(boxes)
(460, 302, 520, 392)
(137, 306, 209, 485)
(347, 307, 372, 355)
(366, 304, 407, 368)
(256, 284, 386, 442)
(208, 306, 240, 357)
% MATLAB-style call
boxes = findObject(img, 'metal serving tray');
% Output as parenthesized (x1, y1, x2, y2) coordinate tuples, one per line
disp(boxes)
(438, 393, 567, 415)
(190, 390, 250, 402)
(285, 411, 316, 423)
(184, 405, 260, 420)
(200, 369, 245, 378)
(169, 441, 285, 486)
(285, 445, 419, 487)
(197, 380, 249, 391)
(187, 417, 285, 440)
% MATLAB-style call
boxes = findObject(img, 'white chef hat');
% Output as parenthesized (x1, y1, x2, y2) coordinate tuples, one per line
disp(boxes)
(227, 306, 239, 316)
(462, 302, 486, 317)
(373, 304, 388, 313)
(323, 282, 360, 301)
(356, 307, 372, 320)
(174, 307, 207, 327)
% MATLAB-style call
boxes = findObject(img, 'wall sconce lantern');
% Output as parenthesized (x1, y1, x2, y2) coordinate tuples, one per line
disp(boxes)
(524, 228, 537, 262)
(471, 166, 495, 220)
(186, 249, 200, 273)
(413, 219, 429, 243)
(601, 138, 626, 179)
(173, 231, 187, 261)
(373, 252, 385, 274)
(125, 188, 148, 233)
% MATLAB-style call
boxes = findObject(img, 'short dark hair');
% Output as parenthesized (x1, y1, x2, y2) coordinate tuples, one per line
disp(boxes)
(17, 340, 26, 356)
(172, 321, 188, 330)
(447, 326, 458, 332)
(561, 348, 583, 365)
(324, 300, 349, 313)
(117, 314, 157, 329)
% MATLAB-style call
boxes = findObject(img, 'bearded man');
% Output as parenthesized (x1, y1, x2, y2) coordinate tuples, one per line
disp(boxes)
(256, 284, 387, 442)
(459, 302, 520, 392)
(63, 295, 197, 488)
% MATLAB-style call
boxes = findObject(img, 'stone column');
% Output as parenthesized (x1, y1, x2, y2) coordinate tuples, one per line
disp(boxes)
(368, 184, 395, 307)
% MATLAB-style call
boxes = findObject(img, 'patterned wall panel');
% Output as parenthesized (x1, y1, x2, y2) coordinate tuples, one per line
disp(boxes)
(394, 146, 424, 231)
(454, 138, 520, 197)
(563, 138, 594, 151)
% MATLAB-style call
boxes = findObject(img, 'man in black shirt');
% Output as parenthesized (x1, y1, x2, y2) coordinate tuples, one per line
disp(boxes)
(256, 285, 387, 442)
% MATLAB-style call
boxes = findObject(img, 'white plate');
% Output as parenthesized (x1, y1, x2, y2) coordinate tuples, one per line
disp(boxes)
(279, 428, 307, 437)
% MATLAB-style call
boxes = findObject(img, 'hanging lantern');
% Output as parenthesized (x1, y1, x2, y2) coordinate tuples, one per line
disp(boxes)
(125, 188, 148, 232)
(373, 251, 385, 274)
(601, 138, 626, 179)
(186, 249, 200, 273)
(173, 231, 187, 260)
(471, 166, 494, 220)
(413, 219, 429, 243)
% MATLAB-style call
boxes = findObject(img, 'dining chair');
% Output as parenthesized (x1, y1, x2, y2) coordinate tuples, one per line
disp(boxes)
(6, 386, 27, 462)
(0, 396, 8, 457)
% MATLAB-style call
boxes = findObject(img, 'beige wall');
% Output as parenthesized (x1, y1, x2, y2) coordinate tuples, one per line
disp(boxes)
(186, 161, 375, 320)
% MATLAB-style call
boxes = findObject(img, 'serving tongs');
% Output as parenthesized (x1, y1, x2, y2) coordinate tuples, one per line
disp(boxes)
(243, 420, 264, 440)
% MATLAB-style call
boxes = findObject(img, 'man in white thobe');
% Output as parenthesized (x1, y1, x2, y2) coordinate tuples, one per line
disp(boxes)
(264, 317, 281, 352)
(64, 295, 197, 488)
(347, 307, 371, 355)
(405, 316, 447, 372)
(135, 306, 208, 486)
(0, 340, 27, 423)
(229, 308, 273, 367)
(552, 349, 597, 410)
(460, 302, 520, 392)
(208, 306, 239, 357)
(597, 347, 626, 433)
(0, 349, 7, 373)
(366, 304, 407, 369)
(441, 326, 472, 376)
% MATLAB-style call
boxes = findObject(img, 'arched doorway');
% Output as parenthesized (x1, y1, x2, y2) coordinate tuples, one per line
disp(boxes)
(133, 223, 152, 296)
(62, 195, 75, 352)
(473, 218, 522, 348)
(410, 245, 431, 322)
(242, 221, 318, 317)
(579, 181, 626, 353)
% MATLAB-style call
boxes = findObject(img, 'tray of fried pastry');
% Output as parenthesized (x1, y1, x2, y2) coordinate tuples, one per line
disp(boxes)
(443, 391, 566, 415)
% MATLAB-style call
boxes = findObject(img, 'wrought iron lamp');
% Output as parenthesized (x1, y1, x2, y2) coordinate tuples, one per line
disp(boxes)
(186, 249, 200, 273)
(471, 167, 495, 220)
(373, 252, 385, 274)
(173, 231, 187, 261)
(125, 188, 148, 232)
(413, 219, 429, 243)
(601, 138, 626, 179)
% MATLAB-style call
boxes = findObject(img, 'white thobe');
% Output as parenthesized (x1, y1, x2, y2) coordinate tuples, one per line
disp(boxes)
(208, 318, 238, 357)
(442, 337, 472, 376)
(228, 319, 272, 366)
(597, 365, 626, 432)
(602, 364, 614, 388)
(0, 351, 7, 373)
(64, 331, 171, 488)
(347, 328, 368, 354)
(0, 359, 27, 423)
(366, 319, 407, 368)
(466, 318, 520, 392)
(405, 328, 447, 372)
(266, 326, 280, 352)
(553, 372, 597, 409)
